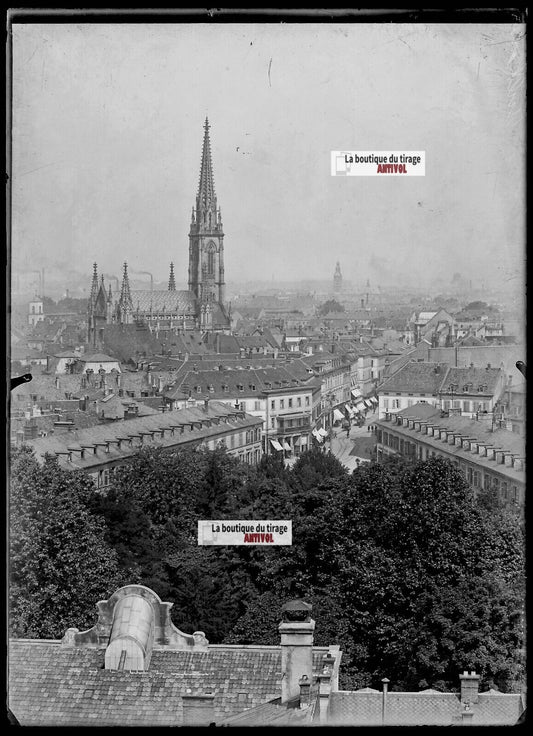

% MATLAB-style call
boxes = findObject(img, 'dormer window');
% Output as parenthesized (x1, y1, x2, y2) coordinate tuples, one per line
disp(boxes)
(196, 385, 202, 393)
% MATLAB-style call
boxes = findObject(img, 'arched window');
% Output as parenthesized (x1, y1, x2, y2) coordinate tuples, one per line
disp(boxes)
(206, 242, 216, 274)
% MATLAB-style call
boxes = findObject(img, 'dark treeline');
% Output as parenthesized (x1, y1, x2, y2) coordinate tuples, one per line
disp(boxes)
(9, 445, 525, 693)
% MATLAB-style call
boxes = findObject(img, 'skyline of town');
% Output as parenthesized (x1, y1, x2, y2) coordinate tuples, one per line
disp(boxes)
(10, 23, 525, 296)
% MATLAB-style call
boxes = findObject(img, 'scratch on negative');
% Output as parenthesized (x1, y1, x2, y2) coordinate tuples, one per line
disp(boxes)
(268, 58, 272, 87)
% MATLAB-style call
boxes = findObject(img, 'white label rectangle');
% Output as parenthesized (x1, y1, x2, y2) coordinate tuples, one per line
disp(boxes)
(331, 151, 425, 176)
(198, 520, 292, 545)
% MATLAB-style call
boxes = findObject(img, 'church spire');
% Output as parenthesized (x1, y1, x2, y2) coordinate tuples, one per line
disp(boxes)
(89, 262, 99, 305)
(197, 117, 216, 211)
(168, 262, 176, 291)
(118, 261, 134, 321)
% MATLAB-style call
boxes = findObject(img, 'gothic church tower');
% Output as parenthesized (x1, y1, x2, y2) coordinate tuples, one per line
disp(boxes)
(188, 118, 226, 308)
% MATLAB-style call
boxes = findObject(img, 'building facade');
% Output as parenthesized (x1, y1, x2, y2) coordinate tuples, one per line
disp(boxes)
(375, 404, 525, 511)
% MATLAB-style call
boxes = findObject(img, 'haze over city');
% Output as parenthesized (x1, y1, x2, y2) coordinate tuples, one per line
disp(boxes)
(11, 22, 525, 299)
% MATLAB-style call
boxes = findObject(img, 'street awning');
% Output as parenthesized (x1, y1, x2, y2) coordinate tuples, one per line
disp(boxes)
(370, 396, 378, 404)
(333, 409, 345, 422)
(270, 439, 283, 451)
(364, 399, 373, 408)
(283, 441, 291, 451)
(351, 389, 362, 398)
(355, 401, 365, 410)
(318, 428, 328, 437)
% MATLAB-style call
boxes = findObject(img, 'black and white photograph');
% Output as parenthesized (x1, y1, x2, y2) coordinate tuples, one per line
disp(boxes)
(6, 9, 526, 727)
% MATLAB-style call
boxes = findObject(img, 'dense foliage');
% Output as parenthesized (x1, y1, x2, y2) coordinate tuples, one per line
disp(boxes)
(317, 299, 345, 315)
(9, 448, 129, 638)
(9, 444, 524, 694)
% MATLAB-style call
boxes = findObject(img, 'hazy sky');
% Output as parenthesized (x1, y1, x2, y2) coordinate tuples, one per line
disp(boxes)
(11, 22, 525, 291)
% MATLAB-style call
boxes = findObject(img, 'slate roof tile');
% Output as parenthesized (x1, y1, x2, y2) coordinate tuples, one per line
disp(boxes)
(9, 640, 333, 726)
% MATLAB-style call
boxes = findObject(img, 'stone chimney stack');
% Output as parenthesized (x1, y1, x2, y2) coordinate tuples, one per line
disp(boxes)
(279, 599, 315, 703)
(460, 670, 480, 704)
(182, 693, 215, 726)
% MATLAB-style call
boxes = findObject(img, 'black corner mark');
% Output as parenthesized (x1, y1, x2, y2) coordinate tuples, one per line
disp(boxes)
(515, 361, 526, 379)
(10, 374, 33, 391)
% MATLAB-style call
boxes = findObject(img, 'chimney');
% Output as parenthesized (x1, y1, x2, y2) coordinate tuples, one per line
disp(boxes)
(317, 652, 335, 723)
(381, 678, 390, 725)
(203, 397, 209, 413)
(299, 675, 312, 709)
(460, 670, 480, 705)
(461, 701, 474, 726)
(182, 693, 216, 726)
(279, 599, 315, 703)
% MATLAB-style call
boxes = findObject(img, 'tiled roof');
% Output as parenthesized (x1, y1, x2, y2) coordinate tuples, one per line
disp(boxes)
(220, 696, 316, 725)
(8, 641, 333, 727)
(163, 365, 314, 402)
(440, 366, 503, 396)
(379, 362, 449, 394)
(327, 690, 523, 726)
(24, 401, 262, 471)
(130, 289, 197, 315)
(378, 404, 525, 481)
(80, 353, 119, 363)
(100, 324, 164, 362)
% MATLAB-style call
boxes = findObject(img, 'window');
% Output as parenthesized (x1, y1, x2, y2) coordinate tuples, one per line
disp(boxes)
(280, 399, 285, 409)
(297, 397, 302, 407)
(383, 399, 389, 411)
(463, 400, 471, 413)
(288, 398, 293, 408)
(305, 396, 310, 406)
(271, 400, 275, 410)
(473, 471, 480, 488)
(392, 399, 400, 410)
(240, 401, 247, 411)
(254, 401, 261, 411)
(271, 418, 275, 428)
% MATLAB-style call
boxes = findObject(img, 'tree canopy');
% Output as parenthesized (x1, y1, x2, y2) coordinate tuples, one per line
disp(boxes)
(9, 444, 524, 694)
(317, 299, 345, 315)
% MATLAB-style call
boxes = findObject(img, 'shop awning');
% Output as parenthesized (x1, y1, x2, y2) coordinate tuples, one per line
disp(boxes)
(270, 439, 283, 451)
(370, 396, 378, 404)
(282, 441, 291, 451)
(333, 409, 345, 422)
(355, 401, 365, 410)
(318, 428, 328, 437)
(364, 399, 373, 408)
(351, 389, 362, 398)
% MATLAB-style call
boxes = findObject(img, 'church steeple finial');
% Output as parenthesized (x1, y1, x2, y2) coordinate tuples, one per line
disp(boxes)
(89, 262, 99, 305)
(118, 261, 134, 319)
(197, 117, 216, 212)
(168, 262, 176, 291)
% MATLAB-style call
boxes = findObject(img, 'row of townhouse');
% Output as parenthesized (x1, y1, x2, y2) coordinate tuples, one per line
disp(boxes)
(377, 362, 507, 421)
(374, 403, 525, 511)
(161, 364, 321, 457)
(22, 400, 263, 490)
